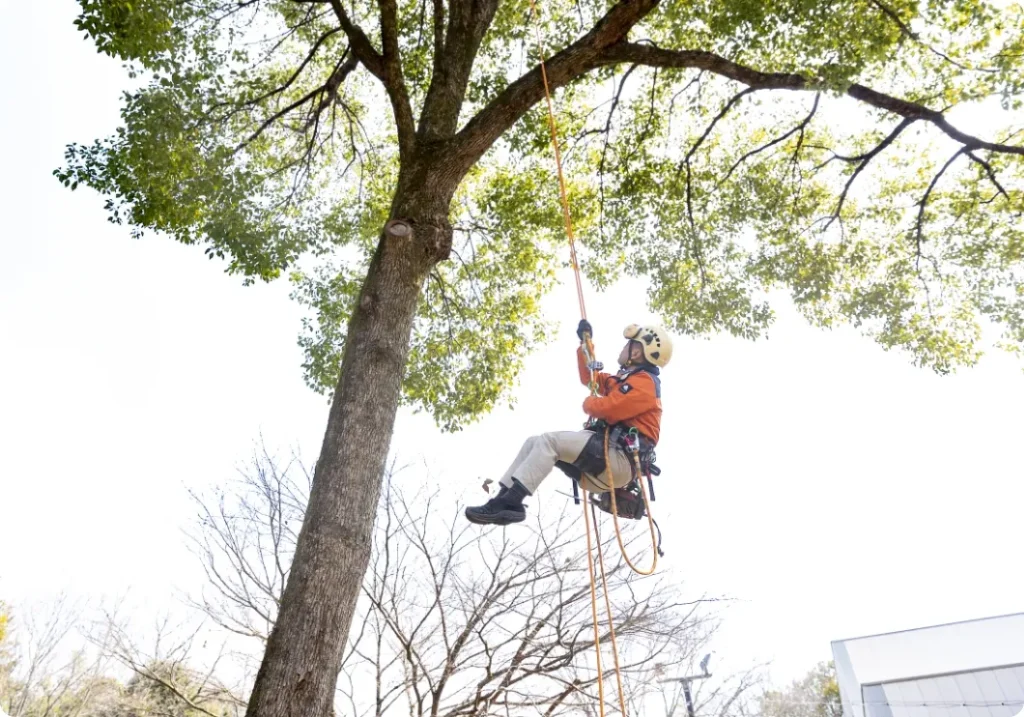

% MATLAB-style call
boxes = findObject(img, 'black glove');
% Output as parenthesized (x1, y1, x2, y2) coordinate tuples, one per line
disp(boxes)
(576, 319, 593, 341)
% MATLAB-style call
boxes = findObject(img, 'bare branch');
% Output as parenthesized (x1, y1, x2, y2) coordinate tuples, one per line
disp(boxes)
(719, 93, 820, 186)
(823, 116, 917, 230)
(966, 150, 1012, 202)
(914, 148, 967, 264)
(324, 0, 385, 77)
(868, 0, 998, 74)
(599, 43, 1024, 156)
(597, 64, 639, 235)
(236, 49, 359, 152)
(375, 0, 417, 157)
(245, 26, 344, 109)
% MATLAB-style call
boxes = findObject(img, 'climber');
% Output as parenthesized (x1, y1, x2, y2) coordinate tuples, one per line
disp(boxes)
(464, 321, 672, 526)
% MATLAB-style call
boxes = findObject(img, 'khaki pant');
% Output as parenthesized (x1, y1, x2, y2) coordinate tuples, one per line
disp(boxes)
(499, 430, 633, 495)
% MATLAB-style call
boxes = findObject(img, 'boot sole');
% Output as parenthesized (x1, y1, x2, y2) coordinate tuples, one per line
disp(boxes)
(464, 507, 526, 525)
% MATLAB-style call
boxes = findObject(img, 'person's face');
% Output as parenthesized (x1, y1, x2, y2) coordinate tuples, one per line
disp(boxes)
(618, 340, 642, 366)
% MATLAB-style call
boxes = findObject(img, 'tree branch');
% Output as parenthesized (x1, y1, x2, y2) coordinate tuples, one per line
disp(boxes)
(681, 87, 757, 170)
(600, 43, 1024, 156)
(314, 0, 416, 157)
(236, 48, 359, 151)
(418, 0, 500, 142)
(718, 92, 820, 186)
(868, 0, 998, 74)
(597, 63, 639, 235)
(915, 148, 967, 263)
(966, 150, 1012, 202)
(446, 0, 661, 176)
(432, 0, 446, 74)
(324, 0, 384, 77)
(823, 116, 916, 230)
(375, 0, 418, 157)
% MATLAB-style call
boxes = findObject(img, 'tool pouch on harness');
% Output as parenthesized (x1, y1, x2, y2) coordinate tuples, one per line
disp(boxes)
(593, 483, 647, 520)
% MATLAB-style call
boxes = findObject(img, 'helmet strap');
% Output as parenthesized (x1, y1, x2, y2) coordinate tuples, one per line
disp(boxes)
(623, 340, 643, 367)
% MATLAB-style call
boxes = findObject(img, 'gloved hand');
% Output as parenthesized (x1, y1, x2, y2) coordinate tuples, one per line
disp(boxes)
(576, 319, 593, 341)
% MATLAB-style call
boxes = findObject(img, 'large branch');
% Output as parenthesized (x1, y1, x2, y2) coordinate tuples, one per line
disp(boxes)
(325, 0, 385, 76)
(449, 0, 1018, 180)
(418, 0, 501, 142)
(323, 0, 416, 157)
(600, 43, 1024, 156)
(445, 0, 661, 175)
(376, 0, 417, 157)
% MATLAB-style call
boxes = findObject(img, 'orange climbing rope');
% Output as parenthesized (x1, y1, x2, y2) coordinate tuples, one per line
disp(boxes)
(525, 0, 660, 713)
(588, 496, 629, 710)
(525, 0, 587, 323)
(603, 428, 660, 576)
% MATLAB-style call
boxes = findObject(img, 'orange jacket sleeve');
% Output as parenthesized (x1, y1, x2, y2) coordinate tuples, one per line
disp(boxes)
(577, 346, 613, 392)
(582, 371, 659, 424)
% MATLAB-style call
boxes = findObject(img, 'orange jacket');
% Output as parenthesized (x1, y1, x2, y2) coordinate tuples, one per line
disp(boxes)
(577, 347, 662, 444)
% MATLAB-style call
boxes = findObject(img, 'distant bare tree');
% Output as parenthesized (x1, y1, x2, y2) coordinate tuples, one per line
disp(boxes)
(95, 612, 246, 717)
(656, 664, 765, 717)
(188, 447, 310, 647)
(0, 594, 114, 717)
(0, 593, 246, 717)
(190, 450, 753, 715)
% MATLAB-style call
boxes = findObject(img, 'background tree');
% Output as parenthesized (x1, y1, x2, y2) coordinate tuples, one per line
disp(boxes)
(658, 667, 765, 717)
(0, 598, 242, 717)
(0, 595, 106, 717)
(190, 451, 753, 715)
(0, 601, 14, 712)
(761, 662, 842, 717)
(98, 619, 246, 717)
(59, 0, 1023, 714)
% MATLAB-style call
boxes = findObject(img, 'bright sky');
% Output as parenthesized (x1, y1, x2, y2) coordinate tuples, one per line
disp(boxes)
(2, 0, 1023, 695)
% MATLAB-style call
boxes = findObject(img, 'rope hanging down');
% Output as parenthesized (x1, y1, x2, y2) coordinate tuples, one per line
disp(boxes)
(525, 1, 661, 713)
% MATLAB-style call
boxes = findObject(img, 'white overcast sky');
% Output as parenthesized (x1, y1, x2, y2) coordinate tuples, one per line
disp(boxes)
(2, 0, 1023, 690)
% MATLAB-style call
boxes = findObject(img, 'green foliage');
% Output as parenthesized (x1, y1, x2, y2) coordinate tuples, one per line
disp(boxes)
(74, 0, 196, 70)
(0, 603, 9, 645)
(0, 607, 238, 717)
(292, 160, 561, 430)
(0, 602, 12, 709)
(59, 0, 1024, 428)
(114, 661, 237, 717)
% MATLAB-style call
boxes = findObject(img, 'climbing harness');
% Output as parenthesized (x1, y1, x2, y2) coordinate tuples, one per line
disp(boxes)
(525, 0, 665, 711)
(558, 421, 666, 557)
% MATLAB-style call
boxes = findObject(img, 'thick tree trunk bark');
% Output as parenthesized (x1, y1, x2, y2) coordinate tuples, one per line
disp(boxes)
(244, 178, 454, 717)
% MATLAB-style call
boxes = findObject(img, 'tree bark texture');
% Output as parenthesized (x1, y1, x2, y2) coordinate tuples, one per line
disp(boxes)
(244, 173, 454, 717)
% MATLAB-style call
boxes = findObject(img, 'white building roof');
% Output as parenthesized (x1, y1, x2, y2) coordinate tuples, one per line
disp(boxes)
(832, 613, 1024, 717)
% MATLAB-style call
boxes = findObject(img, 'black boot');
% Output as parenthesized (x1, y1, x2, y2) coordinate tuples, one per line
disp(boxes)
(465, 479, 530, 525)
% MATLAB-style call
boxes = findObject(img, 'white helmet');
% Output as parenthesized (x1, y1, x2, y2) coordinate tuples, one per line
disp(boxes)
(623, 324, 673, 368)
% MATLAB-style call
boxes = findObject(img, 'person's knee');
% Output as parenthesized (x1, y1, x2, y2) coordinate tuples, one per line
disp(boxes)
(539, 432, 561, 450)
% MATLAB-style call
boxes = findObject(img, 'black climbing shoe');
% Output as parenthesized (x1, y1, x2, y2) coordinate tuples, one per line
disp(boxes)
(465, 480, 530, 525)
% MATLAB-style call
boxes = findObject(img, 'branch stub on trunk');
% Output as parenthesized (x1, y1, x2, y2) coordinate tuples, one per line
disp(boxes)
(385, 219, 413, 238)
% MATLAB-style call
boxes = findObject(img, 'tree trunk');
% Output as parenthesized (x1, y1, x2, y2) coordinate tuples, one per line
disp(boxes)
(245, 174, 454, 717)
